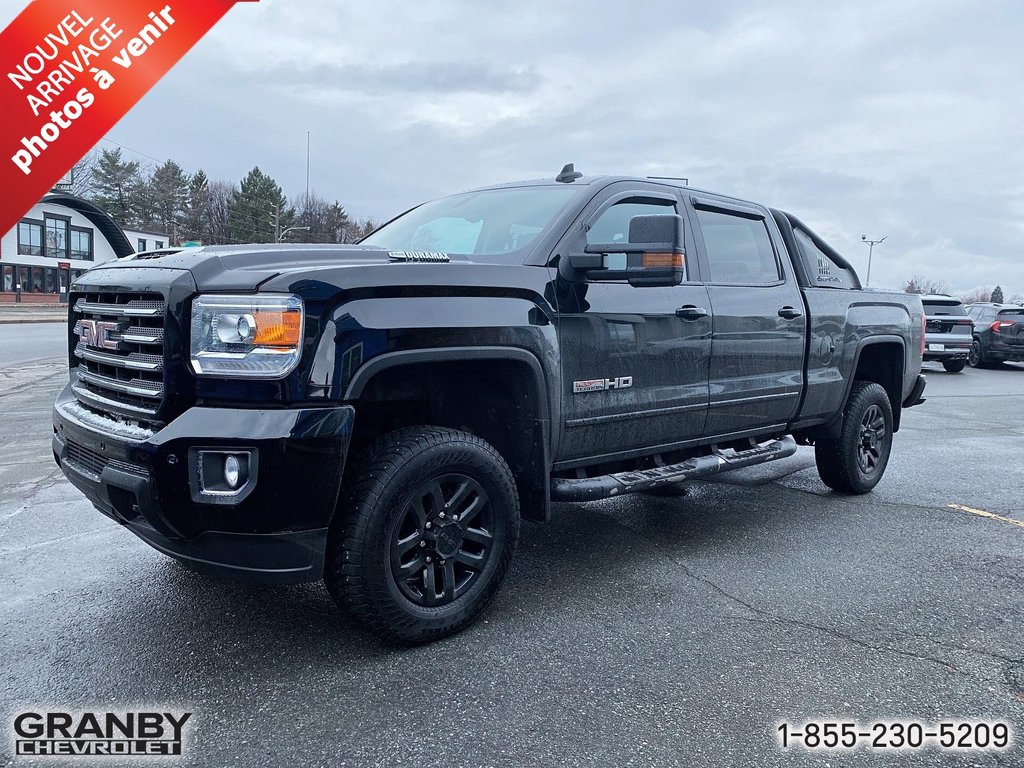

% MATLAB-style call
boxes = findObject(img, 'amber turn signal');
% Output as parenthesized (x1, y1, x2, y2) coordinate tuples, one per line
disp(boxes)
(641, 252, 684, 268)
(252, 310, 302, 347)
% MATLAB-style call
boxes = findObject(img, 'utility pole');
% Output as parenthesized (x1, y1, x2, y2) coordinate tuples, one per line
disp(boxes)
(305, 131, 310, 202)
(861, 234, 887, 287)
(271, 202, 281, 243)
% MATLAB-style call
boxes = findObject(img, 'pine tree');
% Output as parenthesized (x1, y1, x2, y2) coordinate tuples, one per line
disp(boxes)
(182, 169, 209, 243)
(228, 166, 292, 243)
(91, 148, 141, 225)
(148, 160, 190, 241)
(294, 193, 352, 242)
(991, 285, 1004, 303)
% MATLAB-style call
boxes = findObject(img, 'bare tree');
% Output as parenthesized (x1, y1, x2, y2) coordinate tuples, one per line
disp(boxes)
(293, 193, 351, 242)
(204, 180, 234, 244)
(904, 275, 950, 295)
(342, 217, 379, 244)
(960, 288, 992, 304)
(68, 152, 97, 198)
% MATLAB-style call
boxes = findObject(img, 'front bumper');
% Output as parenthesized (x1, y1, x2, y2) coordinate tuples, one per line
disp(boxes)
(52, 384, 354, 583)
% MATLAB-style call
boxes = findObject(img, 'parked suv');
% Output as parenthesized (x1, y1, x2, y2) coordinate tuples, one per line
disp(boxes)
(966, 303, 1024, 368)
(921, 295, 973, 372)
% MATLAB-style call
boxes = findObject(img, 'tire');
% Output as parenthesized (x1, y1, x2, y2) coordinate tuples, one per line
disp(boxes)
(968, 338, 983, 367)
(814, 382, 894, 494)
(942, 359, 966, 373)
(326, 426, 520, 645)
(968, 338, 1001, 368)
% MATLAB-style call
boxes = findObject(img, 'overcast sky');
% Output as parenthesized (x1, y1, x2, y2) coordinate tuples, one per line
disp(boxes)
(4, 0, 1023, 296)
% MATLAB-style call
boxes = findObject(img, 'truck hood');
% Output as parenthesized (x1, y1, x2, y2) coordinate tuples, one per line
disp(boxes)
(82, 243, 550, 299)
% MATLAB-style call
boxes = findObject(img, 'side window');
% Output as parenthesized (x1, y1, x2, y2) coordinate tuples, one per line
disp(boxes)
(793, 227, 856, 289)
(696, 208, 781, 285)
(586, 199, 676, 247)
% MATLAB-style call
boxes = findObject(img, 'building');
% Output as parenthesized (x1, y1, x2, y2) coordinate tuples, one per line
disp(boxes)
(0, 192, 170, 303)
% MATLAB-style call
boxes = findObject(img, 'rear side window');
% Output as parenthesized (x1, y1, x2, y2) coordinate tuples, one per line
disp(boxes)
(793, 227, 857, 289)
(696, 209, 781, 284)
(923, 301, 967, 316)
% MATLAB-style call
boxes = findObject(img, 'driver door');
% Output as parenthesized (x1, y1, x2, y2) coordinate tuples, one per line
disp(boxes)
(552, 183, 712, 466)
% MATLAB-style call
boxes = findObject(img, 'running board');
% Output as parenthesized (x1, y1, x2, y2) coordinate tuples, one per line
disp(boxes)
(550, 436, 798, 502)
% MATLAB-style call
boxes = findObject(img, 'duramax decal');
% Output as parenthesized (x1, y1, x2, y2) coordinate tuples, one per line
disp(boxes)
(388, 251, 450, 262)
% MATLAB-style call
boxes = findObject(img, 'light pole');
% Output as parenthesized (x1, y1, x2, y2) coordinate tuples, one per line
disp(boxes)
(861, 234, 887, 287)
(278, 226, 310, 242)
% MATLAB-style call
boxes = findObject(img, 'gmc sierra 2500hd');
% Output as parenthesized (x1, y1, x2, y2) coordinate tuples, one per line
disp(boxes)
(52, 166, 926, 643)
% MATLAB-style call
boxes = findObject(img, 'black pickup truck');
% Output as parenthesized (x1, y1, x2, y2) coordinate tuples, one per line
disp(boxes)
(52, 167, 926, 643)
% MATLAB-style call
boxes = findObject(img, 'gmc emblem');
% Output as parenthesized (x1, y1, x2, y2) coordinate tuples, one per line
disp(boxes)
(76, 319, 122, 350)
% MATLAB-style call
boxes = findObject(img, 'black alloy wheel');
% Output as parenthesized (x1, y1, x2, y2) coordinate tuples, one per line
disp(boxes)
(857, 404, 886, 476)
(390, 474, 495, 607)
(326, 426, 519, 645)
(969, 339, 982, 367)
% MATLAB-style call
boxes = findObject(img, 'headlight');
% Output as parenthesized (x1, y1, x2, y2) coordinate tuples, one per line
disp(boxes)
(190, 294, 304, 378)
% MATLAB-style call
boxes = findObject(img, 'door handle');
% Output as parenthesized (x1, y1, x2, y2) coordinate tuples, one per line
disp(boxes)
(778, 306, 803, 320)
(676, 305, 709, 320)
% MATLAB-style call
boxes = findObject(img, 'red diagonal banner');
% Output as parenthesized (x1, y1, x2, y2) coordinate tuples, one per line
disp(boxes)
(0, 0, 254, 234)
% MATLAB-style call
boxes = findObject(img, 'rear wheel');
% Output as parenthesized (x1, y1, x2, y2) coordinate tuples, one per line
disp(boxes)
(968, 338, 1001, 368)
(815, 381, 894, 494)
(942, 359, 966, 373)
(968, 338, 983, 367)
(326, 426, 519, 645)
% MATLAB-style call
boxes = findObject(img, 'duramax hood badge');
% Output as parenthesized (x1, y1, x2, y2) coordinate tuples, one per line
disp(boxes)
(388, 251, 450, 263)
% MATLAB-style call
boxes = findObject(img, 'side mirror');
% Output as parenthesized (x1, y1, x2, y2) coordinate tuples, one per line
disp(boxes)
(566, 213, 686, 287)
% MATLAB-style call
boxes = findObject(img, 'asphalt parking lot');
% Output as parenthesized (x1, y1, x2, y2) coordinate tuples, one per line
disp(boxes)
(1, 323, 1022, 767)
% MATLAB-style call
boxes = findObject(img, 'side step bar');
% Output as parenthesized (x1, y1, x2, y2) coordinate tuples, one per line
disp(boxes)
(550, 436, 798, 502)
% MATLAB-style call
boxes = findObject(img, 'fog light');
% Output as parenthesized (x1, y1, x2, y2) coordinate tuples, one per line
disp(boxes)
(190, 448, 258, 504)
(224, 455, 241, 488)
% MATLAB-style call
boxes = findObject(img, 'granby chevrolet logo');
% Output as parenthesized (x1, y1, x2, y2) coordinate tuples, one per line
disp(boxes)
(75, 318, 122, 350)
(13, 711, 192, 756)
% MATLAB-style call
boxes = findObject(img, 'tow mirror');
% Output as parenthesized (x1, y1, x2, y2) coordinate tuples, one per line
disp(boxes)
(566, 213, 686, 287)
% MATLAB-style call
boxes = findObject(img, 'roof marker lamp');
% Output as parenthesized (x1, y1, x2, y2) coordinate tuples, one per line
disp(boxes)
(190, 294, 303, 378)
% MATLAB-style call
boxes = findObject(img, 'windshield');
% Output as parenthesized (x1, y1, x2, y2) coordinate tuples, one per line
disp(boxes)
(362, 186, 579, 263)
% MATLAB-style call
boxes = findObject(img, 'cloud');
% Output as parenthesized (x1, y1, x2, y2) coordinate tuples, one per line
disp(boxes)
(264, 61, 542, 97)
(2, 0, 1022, 295)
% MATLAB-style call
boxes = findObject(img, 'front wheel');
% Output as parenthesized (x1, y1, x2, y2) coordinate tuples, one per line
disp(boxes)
(942, 359, 966, 373)
(815, 381, 894, 494)
(326, 426, 520, 645)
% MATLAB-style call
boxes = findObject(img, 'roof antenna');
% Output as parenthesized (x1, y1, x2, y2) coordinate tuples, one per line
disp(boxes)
(555, 163, 583, 183)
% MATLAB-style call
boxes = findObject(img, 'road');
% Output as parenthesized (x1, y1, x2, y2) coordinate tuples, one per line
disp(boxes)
(1, 326, 1022, 767)
(0, 322, 65, 367)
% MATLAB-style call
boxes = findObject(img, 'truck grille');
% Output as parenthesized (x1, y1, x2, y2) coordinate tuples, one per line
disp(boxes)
(70, 291, 166, 423)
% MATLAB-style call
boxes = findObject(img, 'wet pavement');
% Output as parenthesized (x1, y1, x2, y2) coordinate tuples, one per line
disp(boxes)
(1, 325, 1022, 767)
